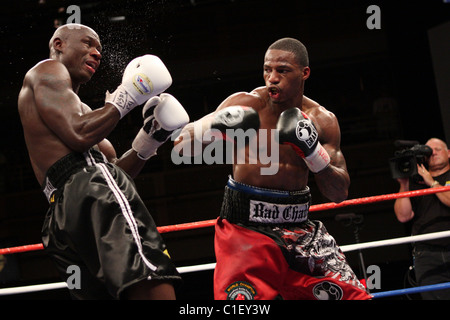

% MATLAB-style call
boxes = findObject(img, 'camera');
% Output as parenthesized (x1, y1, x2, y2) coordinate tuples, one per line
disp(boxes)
(389, 140, 432, 179)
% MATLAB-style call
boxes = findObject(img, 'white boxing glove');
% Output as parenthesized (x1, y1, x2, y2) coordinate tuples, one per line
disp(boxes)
(132, 93, 190, 160)
(106, 55, 172, 118)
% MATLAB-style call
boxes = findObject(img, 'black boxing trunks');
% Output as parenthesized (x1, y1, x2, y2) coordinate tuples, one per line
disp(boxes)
(214, 176, 370, 300)
(41, 148, 181, 299)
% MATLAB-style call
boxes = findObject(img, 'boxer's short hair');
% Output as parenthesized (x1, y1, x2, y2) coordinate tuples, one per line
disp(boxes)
(268, 38, 309, 68)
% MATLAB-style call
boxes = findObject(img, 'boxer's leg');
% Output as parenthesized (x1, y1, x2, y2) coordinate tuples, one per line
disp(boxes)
(280, 267, 371, 300)
(277, 220, 371, 300)
(123, 279, 175, 300)
(214, 218, 288, 300)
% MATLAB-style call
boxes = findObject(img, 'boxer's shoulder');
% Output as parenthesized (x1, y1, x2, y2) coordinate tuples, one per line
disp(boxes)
(302, 96, 324, 113)
(250, 86, 269, 105)
(218, 87, 266, 112)
(302, 96, 336, 123)
(25, 59, 69, 84)
(29, 59, 62, 73)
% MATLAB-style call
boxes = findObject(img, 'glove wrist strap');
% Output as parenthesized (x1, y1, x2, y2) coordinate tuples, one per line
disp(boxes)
(105, 85, 138, 119)
(304, 143, 331, 173)
(132, 128, 162, 160)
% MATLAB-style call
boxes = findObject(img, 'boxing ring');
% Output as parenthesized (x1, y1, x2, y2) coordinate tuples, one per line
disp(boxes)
(1, 185, 450, 299)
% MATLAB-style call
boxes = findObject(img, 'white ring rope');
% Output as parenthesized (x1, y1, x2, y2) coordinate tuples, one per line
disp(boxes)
(0, 282, 68, 296)
(0, 262, 219, 296)
(340, 229, 450, 252)
(1, 230, 449, 296)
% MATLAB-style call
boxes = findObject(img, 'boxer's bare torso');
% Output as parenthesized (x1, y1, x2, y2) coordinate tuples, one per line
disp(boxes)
(17, 26, 120, 186)
(222, 87, 339, 192)
(18, 60, 118, 186)
(211, 49, 349, 202)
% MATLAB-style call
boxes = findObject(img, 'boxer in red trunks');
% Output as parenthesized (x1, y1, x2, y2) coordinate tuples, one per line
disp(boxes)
(175, 38, 370, 300)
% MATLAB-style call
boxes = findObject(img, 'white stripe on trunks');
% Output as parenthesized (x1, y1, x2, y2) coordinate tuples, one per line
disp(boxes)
(84, 150, 95, 166)
(83, 150, 158, 274)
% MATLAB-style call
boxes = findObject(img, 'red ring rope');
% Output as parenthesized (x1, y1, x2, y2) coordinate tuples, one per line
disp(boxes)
(309, 185, 450, 211)
(1, 185, 449, 256)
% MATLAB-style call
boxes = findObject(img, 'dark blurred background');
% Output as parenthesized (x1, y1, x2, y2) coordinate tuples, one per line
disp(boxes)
(0, 0, 449, 299)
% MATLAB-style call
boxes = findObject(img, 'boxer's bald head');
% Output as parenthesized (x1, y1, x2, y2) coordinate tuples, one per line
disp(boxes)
(49, 24, 101, 59)
(48, 24, 102, 86)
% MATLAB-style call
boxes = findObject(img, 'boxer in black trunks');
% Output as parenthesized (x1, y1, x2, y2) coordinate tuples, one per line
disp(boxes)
(175, 38, 370, 300)
(18, 24, 188, 299)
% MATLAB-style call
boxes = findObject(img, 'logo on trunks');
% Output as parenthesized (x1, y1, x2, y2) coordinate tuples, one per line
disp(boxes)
(225, 281, 257, 300)
(312, 281, 343, 300)
(249, 200, 309, 224)
(43, 177, 57, 203)
(295, 119, 318, 148)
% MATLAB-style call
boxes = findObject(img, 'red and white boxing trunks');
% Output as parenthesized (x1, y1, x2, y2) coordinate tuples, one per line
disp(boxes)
(214, 177, 370, 300)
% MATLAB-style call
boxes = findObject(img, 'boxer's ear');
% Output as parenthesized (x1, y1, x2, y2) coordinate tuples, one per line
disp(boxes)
(53, 38, 64, 54)
(301, 66, 310, 80)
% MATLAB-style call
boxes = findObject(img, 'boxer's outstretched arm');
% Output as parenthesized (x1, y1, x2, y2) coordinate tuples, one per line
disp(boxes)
(174, 92, 261, 155)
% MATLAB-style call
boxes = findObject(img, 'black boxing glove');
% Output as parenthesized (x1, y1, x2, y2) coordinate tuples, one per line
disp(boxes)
(174, 106, 260, 158)
(209, 106, 260, 141)
(277, 108, 330, 173)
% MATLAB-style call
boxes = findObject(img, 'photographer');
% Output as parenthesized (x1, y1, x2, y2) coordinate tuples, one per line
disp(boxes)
(394, 138, 450, 299)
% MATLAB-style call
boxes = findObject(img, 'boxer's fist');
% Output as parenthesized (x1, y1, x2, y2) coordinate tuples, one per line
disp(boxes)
(132, 93, 189, 160)
(106, 55, 172, 118)
(277, 108, 330, 173)
(209, 106, 260, 141)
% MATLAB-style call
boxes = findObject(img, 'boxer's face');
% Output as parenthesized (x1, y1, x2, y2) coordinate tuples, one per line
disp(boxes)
(264, 49, 310, 104)
(57, 27, 102, 84)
